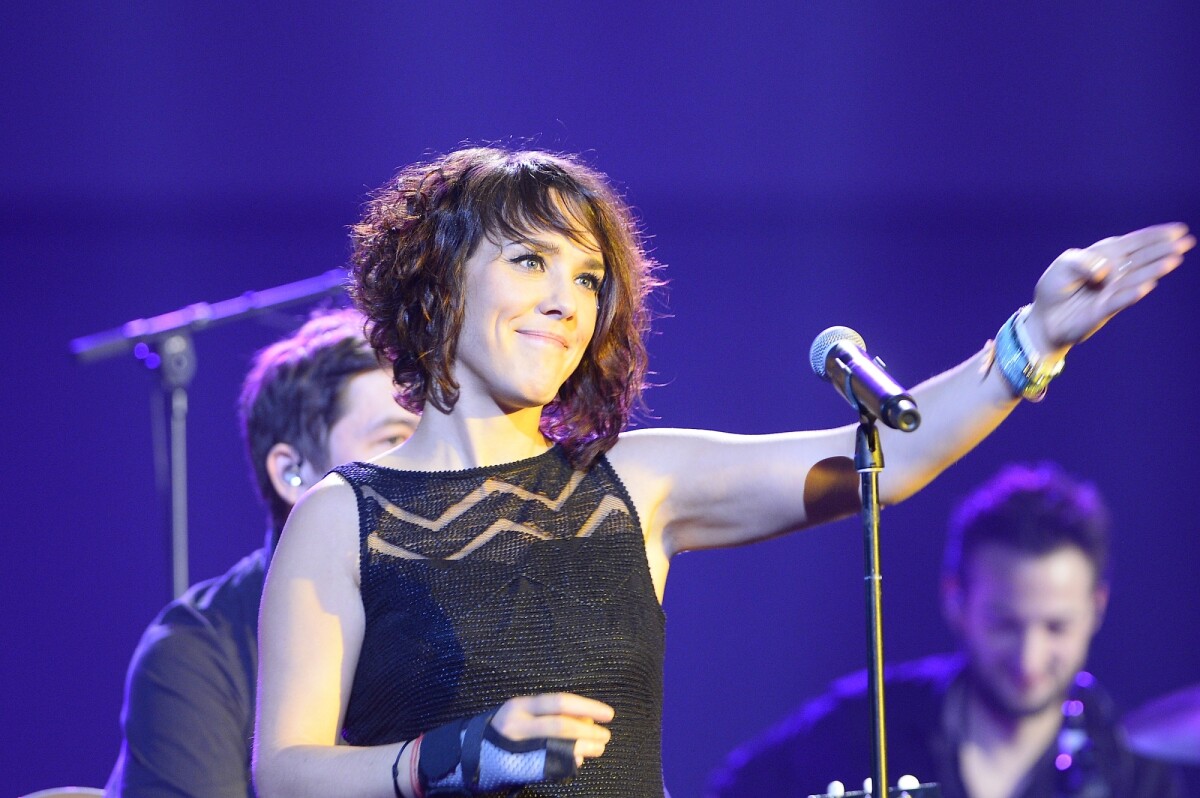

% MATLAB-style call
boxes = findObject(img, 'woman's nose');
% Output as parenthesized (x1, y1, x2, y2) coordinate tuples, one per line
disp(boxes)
(538, 267, 577, 318)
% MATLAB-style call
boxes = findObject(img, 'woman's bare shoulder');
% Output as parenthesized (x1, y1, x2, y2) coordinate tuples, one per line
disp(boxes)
(275, 473, 362, 563)
(297, 471, 358, 513)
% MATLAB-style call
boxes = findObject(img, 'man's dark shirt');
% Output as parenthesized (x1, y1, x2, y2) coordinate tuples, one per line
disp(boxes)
(708, 653, 1184, 798)
(106, 547, 267, 798)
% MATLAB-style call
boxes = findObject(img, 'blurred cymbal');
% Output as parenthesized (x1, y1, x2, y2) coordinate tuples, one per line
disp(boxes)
(1122, 682, 1200, 765)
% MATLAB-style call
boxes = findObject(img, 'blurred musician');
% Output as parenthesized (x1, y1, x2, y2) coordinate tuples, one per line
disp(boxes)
(709, 463, 1185, 798)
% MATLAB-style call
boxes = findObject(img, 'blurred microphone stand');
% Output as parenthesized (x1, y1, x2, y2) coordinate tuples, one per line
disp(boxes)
(69, 269, 348, 599)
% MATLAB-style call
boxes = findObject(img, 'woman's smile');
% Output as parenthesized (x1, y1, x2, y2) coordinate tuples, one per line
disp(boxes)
(516, 328, 570, 348)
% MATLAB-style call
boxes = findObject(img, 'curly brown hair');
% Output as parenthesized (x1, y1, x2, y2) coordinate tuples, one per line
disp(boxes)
(349, 147, 661, 468)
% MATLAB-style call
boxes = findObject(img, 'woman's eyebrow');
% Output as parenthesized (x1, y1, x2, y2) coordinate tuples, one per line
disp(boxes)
(502, 235, 555, 251)
(503, 237, 606, 271)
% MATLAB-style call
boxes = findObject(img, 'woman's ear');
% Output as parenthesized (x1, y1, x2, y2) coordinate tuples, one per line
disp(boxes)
(266, 442, 309, 508)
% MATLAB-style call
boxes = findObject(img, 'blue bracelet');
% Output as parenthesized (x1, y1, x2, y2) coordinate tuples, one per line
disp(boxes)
(994, 305, 1064, 402)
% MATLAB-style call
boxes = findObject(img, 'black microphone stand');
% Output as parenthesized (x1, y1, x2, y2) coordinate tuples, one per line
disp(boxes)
(807, 365, 940, 798)
(856, 415, 888, 798)
(70, 269, 347, 599)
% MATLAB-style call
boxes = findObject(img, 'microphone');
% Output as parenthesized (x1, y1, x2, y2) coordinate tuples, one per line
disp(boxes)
(809, 326, 921, 432)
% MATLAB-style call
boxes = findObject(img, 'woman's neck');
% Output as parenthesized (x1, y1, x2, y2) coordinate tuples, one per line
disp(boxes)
(391, 400, 551, 471)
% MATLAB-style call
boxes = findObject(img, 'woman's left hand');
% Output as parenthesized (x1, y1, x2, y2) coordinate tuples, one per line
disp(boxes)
(1024, 223, 1193, 355)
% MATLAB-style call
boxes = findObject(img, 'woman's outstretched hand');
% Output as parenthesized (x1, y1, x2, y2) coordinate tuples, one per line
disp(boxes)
(491, 692, 615, 768)
(1024, 223, 1194, 355)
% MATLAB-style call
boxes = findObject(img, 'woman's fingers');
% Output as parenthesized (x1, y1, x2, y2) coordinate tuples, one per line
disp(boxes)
(1106, 222, 1190, 257)
(523, 692, 615, 723)
(513, 713, 613, 743)
(1124, 232, 1195, 269)
(1031, 224, 1192, 347)
(1092, 227, 1192, 282)
(1085, 233, 1191, 318)
(573, 737, 607, 766)
(1099, 233, 1192, 289)
(491, 692, 615, 747)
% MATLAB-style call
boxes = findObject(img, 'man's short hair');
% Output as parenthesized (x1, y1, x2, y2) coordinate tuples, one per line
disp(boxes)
(943, 462, 1111, 588)
(238, 307, 383, 535)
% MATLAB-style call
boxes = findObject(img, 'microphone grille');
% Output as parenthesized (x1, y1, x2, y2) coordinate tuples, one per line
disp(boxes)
(809, 326, 866, 378)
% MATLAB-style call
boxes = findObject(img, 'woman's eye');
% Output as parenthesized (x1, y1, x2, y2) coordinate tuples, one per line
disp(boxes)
(577, 273, 603, 293)
(511, 253, 545, 271)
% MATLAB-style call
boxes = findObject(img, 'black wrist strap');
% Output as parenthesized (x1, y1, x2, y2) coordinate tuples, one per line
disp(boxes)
(459, 711, 493, 789)
(392, 737, 414, 798)
(541, 737, 577, 780)
(419, 715, 473, 784)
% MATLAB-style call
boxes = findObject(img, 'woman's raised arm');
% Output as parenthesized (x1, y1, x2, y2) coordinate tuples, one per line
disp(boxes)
(609, 223, 1193, 571)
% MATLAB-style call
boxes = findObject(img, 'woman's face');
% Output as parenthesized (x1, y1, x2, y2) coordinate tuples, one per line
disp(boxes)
(452, 225, 605, 414)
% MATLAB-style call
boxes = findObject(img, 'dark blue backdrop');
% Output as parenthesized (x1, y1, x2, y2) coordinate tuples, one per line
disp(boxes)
(3, 4, 1197, 796)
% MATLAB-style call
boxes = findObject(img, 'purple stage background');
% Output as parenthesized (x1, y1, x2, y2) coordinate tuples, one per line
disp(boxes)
(3, 4, 1198, 796)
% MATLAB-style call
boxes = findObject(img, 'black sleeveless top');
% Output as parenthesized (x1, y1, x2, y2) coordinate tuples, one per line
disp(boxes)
(335, 447, 666, 796)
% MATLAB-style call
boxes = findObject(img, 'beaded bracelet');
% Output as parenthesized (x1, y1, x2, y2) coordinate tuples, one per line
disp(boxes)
(994, 305, 1065, 402)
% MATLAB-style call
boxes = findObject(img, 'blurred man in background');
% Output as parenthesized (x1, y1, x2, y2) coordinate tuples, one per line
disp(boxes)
(106, 309, 418, 797)
(709, 462, 1183, 798)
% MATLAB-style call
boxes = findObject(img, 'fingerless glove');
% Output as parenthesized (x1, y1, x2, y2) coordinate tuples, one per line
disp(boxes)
(418, 707, 578, 796)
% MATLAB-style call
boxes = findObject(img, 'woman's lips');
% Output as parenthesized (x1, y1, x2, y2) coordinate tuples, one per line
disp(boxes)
(517, 329, 569, 348)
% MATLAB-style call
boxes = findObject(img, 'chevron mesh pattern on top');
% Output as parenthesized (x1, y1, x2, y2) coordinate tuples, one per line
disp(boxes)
(335, 447, 666, 796)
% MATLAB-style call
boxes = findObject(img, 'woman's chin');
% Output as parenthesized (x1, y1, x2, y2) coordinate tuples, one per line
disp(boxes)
(493, 389, 561, 415)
